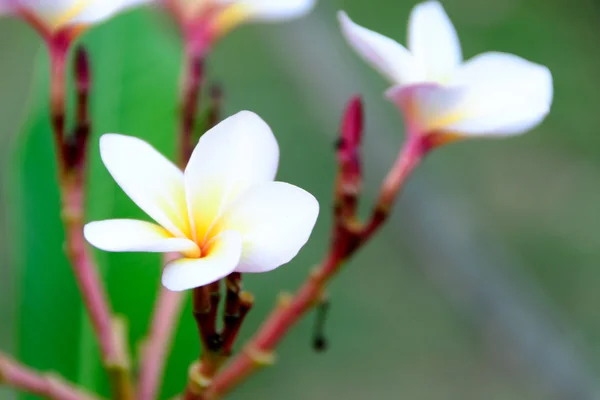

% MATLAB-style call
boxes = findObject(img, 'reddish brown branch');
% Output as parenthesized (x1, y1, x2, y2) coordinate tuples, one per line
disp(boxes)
(221, 273, 242, 338)
(180, 47, 205, 164)
(197, 97, 427, 399)
(62, 180, 115, 360)
(138, 254, 186, 400)
(183, 286, 226, 399)
(64, 46, 92, 171)
(222, 292, 254, 356)
(192, 286, 220, 351)
(0, 353, 100, 400)
(138, 288, 185, 400)
(140, 50, 223, 398)
(46, 41, 133, 400)
(49, 45, 68, 168)
(335, 95, 363, 224)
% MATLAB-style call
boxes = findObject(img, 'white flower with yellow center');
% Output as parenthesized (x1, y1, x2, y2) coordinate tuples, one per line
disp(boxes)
(0, 0, 150, 35)
(165, 0, 316, 46)
(339, 1, 553, 141)
(84, 111, 319, 291)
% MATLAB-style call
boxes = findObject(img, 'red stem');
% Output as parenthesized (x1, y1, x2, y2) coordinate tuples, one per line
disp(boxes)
(47, 36, 132, 399)
(50, 53, 116, 368)
(179, 44, 205, 164)
(137, 281, 186, 400)
(0, 353, 100, 400)
(49, 45, 68, 170)
(222, 292, 254, 356)
(200, 124, 427, 400)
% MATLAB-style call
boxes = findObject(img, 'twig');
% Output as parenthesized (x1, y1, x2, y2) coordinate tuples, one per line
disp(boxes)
(221, 292, 254, 356)
(47, 42, 134, 400)
(199, 98, 427, 399)
(264, 15, 600, 398)
(183, 286, 226, 399)
(138, 254, 187, 400)
(143, 36, 223, 398)
(175, 46, 235, 398)
(0, 352, 101, 400)
(179, 45, 205, 163)
(220, 273, 242, 353)
(108, 318, 135, 400)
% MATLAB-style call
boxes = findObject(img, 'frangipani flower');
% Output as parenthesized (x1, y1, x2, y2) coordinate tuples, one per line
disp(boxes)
(163, 0, 316, 54)
(84, 111, 320, 292)
(0, 0, 150, 43)
(339, 1, 553, 144)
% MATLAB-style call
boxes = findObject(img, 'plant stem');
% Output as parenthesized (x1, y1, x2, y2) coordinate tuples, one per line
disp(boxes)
(49, 41, 134, 400)
(179, 45, 205, 164)
(199, 108, 426, 400)
(183, 286, 226, 399)
(138, 256, 186, 400)
(0, 353, 101, 400)
(138, 35, 211, 395)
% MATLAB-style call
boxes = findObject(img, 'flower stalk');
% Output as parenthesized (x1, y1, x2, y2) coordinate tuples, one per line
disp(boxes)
(198, 96, 428, 399)
(47, 42, 135, 400)
(0, 353, 100, 400)
(222, 290, 254, 356)
(137, 260, 186, 400)
(179, 46, 206, 163)
(138, 58, 222, 400)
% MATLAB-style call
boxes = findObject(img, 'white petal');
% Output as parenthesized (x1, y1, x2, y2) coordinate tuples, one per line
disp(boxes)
(184, 111, 279, 243)
(212, 182, 319, 273)
(84, 219, 200, 255)
(446, 52, 553, 135)
(408, 1, 462, 81)
(387, 52, 553, 137)
(231, 0, 316, 22)
(100, 134, 191, 238)
(338, 11, 423, 85)
(161, 231, 242, 291)
(71, 0, 151, 24)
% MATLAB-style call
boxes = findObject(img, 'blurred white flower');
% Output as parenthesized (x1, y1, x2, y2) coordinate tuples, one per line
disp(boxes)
(84, 111, 320, 292)
(0, 0, 150, 34)
(165, 0, 316, 41)
(339, 1, 553, 140)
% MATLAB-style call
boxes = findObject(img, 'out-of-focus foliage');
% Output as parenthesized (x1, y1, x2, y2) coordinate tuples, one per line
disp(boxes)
(3, 0, 600, 399)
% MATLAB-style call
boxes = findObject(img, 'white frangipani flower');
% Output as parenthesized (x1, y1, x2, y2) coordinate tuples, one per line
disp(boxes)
(0, 0, 150, 35)
(84, 111, 320, 292)
(339, 1, 553, 140)
(166, 0, 316, 42)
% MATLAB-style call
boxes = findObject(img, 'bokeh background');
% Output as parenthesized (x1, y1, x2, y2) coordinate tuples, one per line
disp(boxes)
(2, 0, 600, 399)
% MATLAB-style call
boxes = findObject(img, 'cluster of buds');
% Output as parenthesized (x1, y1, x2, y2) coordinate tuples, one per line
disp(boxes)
(0, 1, 554, 400)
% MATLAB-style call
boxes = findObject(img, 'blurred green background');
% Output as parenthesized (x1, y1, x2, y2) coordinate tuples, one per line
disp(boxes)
(2, 0, 600, 399)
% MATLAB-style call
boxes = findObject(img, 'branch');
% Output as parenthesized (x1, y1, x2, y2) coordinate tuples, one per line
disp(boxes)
(179, 45, 205, 164)
(137, 254, 187, 400)
(0, 353, 101, 400)
(199, 98, 426, 399)
(221, 275, 253, 356)
(48, 43, 134, 400)
(138, 36, 213, 397)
